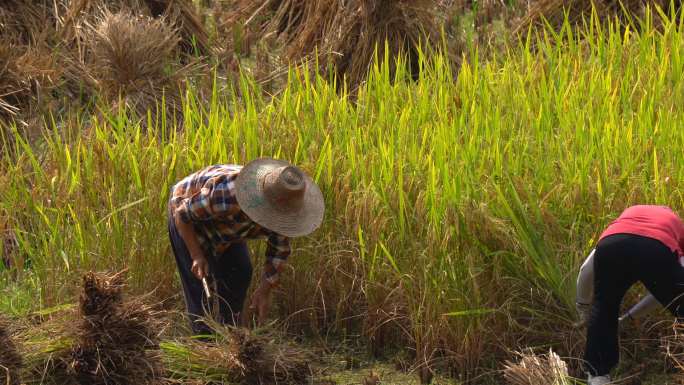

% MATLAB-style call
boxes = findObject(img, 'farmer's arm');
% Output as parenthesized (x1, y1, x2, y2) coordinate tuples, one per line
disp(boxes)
(574, 249, 595, 325)
(250, 233, 290, 323)
(174, 178, 233, 279)
(621, 293, 660, 321)
(262, 233, 291, 287)
(576, 249, 595, 306)
(174, 213, 208, 278)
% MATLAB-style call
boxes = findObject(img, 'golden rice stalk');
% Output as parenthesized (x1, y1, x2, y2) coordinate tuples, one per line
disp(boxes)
(503, 349, 572, 385)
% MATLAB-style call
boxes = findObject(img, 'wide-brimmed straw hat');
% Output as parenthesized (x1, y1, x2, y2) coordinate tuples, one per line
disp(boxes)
(235, 158, 324, 237)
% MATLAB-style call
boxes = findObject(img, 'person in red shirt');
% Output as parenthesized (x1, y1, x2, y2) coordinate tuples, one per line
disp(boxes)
(575, 205, 684, 385)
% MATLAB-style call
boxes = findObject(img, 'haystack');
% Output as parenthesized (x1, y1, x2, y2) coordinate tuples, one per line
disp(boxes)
(64, 271, 167, 385)
(0, 1, 60, 125)
(17, 271, 168, 385)
(224, 0, 440, 90)
(74, 9, 186, 123)
(0, 315, 23, 385)
(62, 0, 210, 56)
(503, 349, 572, 385)
(513, 0, 671, 34)
(162, 326, 311, 384)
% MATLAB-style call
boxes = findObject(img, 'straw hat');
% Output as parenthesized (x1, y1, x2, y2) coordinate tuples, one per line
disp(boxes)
(235, 158, 324, 237)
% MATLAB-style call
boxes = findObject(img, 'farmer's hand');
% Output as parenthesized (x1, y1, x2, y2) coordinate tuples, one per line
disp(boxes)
(575, 302, 592, 327)
(249, 282, 273, 326)
(618, 312, 633, 325)
(191, 255, 209, 280)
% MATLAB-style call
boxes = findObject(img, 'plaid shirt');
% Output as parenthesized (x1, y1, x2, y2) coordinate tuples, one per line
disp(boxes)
(169, 165, 290, 285)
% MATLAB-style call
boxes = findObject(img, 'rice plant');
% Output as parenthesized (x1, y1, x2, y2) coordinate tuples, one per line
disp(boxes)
(2, 6, 684, 382)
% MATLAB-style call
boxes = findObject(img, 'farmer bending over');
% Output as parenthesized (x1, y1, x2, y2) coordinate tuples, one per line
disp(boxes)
(168, 158, 324, 334)
(576, 205, 684, 385)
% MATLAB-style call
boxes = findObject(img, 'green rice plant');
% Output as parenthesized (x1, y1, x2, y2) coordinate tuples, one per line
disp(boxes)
(2, 6, 684, 380)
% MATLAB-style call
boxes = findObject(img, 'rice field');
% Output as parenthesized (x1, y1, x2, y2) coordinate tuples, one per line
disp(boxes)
(3, 2, 684, 384)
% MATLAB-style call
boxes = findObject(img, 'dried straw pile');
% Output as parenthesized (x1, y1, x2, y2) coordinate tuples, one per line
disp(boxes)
(74, 9, 187, 122)
(513, 0, 670, 33)
(503, 349, 572, 385)
(17, 271, 168, 385)
(64, 271, 167, 385)
(162, 326, 312, 384)
(0, 315, 23, 385)
(0, 1, 61, 125)
(225, 0, 440, 89)
(0, 0, 208, 127)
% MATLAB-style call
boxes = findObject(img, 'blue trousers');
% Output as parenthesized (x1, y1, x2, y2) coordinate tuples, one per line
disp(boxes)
(168, 214, 253, 334)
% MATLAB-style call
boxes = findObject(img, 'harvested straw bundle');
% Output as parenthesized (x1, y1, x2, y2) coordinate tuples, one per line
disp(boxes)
(75, 9, 186, 121)
(0, 315, 23, 385)
(62, 0, 210, 55)
(225, 0, 440, 89)
(17, 271, 168, 385)
(503, 349, 572, 385)
(162, 326, 311, 384)
(513, 0, 669, 34)
(0, 1, 60, 124)
(64, 271, 167, 385)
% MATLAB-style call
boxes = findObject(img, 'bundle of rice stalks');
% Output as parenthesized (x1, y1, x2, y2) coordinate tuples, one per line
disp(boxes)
(317, 0, 439, 88)
(225, 0, 440, 90)
(0, 42, 59, 126)
(162, 326, 312, 384)
(17, 271, 168, 385)
(503, 349, 572, 385)
(62, 0, 210, 56)
(512, 0, 669, 34)
(0, 315, 23, 385)
(74, 9, 187, 122)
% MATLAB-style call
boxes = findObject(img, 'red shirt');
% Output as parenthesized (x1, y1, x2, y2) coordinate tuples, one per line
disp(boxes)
(600, 205, 684, 257)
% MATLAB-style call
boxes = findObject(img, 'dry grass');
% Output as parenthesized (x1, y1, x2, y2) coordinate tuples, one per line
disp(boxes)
(664, 321, 684, 383)
(62, 0, 210, 55)
(73, 9, 187, 123)
(162, 325, 312, 384)
(512, 0, 671, 34)
(221, 0, 441, 89)
(15, 271, 168, 385)
(0, 315, 23, 385)
(503, 349, 572, 385)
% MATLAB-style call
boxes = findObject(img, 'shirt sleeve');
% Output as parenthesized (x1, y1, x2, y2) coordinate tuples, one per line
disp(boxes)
(176, 177, 238, 223)
(262, 233, 291, 286)
(576, 249, 595, 305)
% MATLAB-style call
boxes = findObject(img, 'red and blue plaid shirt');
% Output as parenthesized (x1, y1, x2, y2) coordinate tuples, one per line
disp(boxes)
(169, 165, 290, 285)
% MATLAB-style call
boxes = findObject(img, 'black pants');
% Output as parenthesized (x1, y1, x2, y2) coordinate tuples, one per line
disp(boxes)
(585, 234, 684, 376)
(168, 214, 253, 335)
